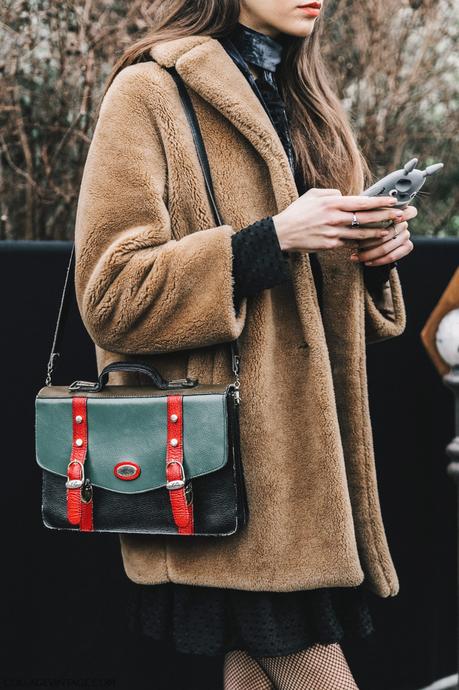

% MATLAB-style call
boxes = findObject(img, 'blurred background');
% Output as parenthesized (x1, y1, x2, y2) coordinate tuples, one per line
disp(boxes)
(0, 2, 458, 690)
(0, 0, 457, 240)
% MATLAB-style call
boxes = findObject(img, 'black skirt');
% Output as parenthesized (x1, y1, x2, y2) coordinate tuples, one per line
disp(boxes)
(125, 580, 375, 658)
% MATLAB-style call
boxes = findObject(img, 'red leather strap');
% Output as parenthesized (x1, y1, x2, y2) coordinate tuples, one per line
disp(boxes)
(66, 397, 93, 531)
(165, 395, 194, 534)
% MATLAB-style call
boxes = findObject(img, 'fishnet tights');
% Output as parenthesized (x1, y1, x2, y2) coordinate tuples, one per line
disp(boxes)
(223, 643, 359, 690)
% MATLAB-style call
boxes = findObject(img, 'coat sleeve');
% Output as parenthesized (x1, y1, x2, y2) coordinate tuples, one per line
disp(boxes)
(364, 265, 407, 344)
(74, 64, 247, 355)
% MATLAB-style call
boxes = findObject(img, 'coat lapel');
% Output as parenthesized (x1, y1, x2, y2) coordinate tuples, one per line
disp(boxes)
(150, 35, 337, 349)
(150, 35, 298, 213)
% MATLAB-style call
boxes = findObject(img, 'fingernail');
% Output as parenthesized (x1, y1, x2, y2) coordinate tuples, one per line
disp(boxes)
(350, 253, 359, 261)
(365, 261, 373, 265)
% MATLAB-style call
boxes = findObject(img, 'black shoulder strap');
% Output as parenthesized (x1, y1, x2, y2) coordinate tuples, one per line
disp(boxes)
(45, 64, 239, 386)
(164, 66, 223, 226)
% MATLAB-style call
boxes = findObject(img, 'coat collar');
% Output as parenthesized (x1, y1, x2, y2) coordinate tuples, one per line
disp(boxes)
(149, 35, 298, 214)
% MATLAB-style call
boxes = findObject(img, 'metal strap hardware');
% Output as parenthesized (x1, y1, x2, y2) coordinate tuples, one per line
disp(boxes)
(68, 380, 100, 392)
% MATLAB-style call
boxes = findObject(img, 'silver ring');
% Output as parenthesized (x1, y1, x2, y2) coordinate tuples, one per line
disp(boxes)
(351, 212, 359, 227)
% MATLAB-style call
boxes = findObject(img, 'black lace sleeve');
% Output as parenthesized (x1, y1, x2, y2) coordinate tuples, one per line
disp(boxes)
(231, 216, 291, 314)
(230, 216, 397, 314)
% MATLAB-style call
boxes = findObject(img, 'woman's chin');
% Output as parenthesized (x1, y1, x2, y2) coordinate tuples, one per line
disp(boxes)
(278, 17, 318, 39)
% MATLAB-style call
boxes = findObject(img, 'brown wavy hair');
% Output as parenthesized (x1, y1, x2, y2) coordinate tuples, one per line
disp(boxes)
(103, 0, 371, 195)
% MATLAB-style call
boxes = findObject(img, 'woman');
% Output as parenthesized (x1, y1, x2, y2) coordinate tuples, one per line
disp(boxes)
(74, 1, 415, 688)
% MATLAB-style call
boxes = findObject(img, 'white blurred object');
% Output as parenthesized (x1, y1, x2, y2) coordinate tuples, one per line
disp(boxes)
(419, 674, 458, 690)
(436, 309, 459, 368)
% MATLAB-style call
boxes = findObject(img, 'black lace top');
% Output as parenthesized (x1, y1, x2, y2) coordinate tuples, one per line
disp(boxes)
(126, 22, 380, 659)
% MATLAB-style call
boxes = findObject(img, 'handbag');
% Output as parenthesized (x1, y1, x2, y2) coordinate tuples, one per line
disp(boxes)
(35, 65, 249, 536)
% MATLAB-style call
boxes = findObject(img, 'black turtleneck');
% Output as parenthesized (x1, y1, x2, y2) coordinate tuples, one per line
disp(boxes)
(223, 22, 393, 316)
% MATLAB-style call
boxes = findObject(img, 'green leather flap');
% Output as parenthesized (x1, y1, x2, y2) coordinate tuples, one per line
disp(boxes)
(35, 394, 228, 494)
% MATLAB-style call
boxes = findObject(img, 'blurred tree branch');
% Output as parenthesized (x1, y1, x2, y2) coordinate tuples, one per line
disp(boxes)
(0, 0, 457, 239)
(323, 0, 459, 236)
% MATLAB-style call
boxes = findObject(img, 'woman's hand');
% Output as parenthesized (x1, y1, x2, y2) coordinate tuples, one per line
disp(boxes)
(272, 188, 405, 253)
(349, 205, 416, 266)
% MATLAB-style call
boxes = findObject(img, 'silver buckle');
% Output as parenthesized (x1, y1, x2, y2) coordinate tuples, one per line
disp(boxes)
(166, 460, 185, 489)
(65, 478, 84, 489)
(65, 459, 85, 488)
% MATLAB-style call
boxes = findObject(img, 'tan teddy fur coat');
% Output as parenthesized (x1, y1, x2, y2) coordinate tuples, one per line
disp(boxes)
(74, 34, 407, 598)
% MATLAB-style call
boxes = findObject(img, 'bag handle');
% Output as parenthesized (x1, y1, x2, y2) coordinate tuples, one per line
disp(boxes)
(68, 359, 199, 392)
(45, 65, 240, 387)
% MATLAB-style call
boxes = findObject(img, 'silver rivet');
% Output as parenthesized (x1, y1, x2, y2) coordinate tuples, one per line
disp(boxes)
(170, 414, 178, 422)
(75, 415, 83, 423)
(75, 438, 83, 447)
(170, 438, 178, 447)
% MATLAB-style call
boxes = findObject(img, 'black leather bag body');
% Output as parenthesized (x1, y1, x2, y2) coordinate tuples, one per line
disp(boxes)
(34, 65, 249, 536)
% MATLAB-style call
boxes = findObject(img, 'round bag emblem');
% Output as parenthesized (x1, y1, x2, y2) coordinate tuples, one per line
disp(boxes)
(114, 462, 141, 481)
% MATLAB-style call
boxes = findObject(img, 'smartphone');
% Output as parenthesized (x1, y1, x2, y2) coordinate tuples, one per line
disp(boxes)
(356, 157, 443, 228)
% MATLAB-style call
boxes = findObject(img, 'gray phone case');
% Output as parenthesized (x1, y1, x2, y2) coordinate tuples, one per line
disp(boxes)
(357, 157, 443, 228)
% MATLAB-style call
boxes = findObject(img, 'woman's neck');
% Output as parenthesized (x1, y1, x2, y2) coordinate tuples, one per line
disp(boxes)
(237, 11, 280, 38)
